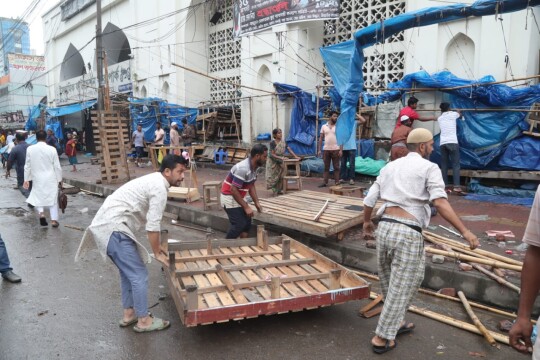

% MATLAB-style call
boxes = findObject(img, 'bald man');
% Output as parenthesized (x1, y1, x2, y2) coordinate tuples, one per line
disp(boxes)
(362, 128, 479, 354)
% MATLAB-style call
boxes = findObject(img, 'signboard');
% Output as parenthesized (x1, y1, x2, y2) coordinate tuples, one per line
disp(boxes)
(8, 54, 46, 72)
(56, 60, 131, 105)
(233, 0, 340, 37)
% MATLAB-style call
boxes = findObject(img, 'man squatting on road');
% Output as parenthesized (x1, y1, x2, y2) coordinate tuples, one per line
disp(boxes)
(75, 154, 188, 333)
(362, 128, 479, 354)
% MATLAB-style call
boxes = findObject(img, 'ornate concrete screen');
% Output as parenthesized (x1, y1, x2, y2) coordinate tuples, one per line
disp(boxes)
(323, 0, 407, 91)
(209, 1, 241, 105)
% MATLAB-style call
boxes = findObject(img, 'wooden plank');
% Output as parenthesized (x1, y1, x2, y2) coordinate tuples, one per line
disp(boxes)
(175, 258, 316, 276)
(227, 247, 271, 301)
(174, 250, 295, 262)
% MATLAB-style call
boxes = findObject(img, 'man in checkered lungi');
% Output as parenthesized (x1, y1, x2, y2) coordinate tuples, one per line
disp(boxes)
(362, 128, 479, 354)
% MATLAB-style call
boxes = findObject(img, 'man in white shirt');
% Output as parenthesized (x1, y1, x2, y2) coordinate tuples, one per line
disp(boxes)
(154, 121, 165, 146)
(6, 131, 15, 145)
(76, 154, 188, 333)
(317, 111, 343, 187)
(437, 102, 463, 193)
(363, 128, 478, 354)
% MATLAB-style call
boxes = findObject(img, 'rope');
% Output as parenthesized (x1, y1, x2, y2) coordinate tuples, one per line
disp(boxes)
(498, 16, 515, 80)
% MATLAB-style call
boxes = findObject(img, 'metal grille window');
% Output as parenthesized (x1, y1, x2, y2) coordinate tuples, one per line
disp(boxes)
(323, 0, 406, 91)
(208, 0, 241, 105)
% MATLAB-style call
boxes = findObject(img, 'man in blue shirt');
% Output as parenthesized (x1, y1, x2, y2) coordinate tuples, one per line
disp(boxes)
(6, 132, 31, 198)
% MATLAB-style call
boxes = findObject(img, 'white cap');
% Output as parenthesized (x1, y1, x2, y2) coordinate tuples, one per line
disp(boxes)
(171, 122, 178, 127)
(400, 115, 410, 123)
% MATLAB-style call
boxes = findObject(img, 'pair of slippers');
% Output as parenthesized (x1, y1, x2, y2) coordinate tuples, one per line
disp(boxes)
(372, 323, 415, 354)
(119, 316, 170, 333)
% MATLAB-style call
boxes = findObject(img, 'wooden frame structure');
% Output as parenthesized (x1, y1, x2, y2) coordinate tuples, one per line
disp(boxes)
(255, 190, 378, 241)
(162, 227, 370, 327)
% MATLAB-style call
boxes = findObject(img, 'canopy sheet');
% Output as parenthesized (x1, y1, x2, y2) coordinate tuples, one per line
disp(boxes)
(320, 0, 540, 168)
(46, 100, 96, 117)
(274, 83, 331, 156)
(129, 98, 198, 144)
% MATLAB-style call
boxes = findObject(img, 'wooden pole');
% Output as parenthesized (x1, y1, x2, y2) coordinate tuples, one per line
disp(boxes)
(271, 276, 281, 299)
(425, 247, 522, 271)
(329, 269, 341, 290)
(185, 284, 199, 311)
(282, 238, 290, 260)
(457, 291, 497, 346)
(257, 225, 264, 249)
(315, 86, 320, 152)
(313, 199, 330, 222)
(274, 94, 279, 129)
(472, 264, 520, 293)
(249, 97, 254, 144)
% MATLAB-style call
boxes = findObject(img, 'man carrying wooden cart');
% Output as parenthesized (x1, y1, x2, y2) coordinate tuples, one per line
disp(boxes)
(362, 128, 479, 354)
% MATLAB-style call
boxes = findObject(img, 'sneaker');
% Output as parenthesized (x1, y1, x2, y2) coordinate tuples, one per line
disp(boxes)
(349, 179, 355, 185)
(2, 270, 22, 283)
(318, 183, 327, 188)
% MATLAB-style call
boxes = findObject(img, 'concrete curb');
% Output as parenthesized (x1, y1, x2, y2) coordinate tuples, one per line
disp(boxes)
(64, 177, 535, 313)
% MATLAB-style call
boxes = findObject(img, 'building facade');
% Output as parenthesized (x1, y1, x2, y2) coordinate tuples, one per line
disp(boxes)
(42, 0, 540, 142)
(0, 18, 31, 77)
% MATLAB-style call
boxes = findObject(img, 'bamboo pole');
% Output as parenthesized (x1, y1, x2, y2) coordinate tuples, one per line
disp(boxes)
(425, 247, 522, 271)
(424, 235, 493, 261)
(424, 231, 523, 266)
(458, 291, 497, 346)
(472, 264, 521, 294)
(354, 270, 526, 320)
(315, 86, 320, 150)
(408, 304, 509, 345)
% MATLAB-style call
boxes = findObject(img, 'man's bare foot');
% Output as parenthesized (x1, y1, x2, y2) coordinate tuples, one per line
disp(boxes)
(371, 335, 394, 347)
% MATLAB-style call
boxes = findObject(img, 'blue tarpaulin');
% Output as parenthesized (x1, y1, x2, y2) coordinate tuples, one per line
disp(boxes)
(0, 134, 36, 154)
(129, 98, 197, 144)
(45, 118, 64, 140)
(274, 83, 331, 155)
(25, 104, 45, 131)
(46, 100, 96, 117)
(320, 0, 540, 149)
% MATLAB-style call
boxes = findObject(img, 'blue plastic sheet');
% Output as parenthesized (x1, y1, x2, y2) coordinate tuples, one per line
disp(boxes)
(464, 194, 533, 207)
(274, 83, 331, 155)
(320, 0, 540, 148)
(468, 179, 537, 198)
(0, 134, 36, 154)
(25, 104, 44, 131)
(46, 100, 96, 117)
(45, 118, 64, 141)
(129, 98, 197, 144)
(355, 157, 387, 177)
(500, 136, 540, 170)
(357, 139, 375, 159)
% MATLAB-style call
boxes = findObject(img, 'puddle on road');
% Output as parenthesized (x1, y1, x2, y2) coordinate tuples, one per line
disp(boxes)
(0, 207, 29, 217)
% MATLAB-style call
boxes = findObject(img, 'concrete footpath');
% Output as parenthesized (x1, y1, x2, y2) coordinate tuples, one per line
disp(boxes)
(62, 156, 535, 313)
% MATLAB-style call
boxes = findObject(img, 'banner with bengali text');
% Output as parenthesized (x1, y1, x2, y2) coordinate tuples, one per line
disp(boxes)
(233, 0, 340, 37)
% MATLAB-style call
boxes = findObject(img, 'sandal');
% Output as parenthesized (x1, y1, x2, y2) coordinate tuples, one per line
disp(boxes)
(119, 318, 138, 328)
(372, 340, 397, 354)
(396, 322, 415, 336)
(133, 317, 170, 333)
(51, 221, 59, 228)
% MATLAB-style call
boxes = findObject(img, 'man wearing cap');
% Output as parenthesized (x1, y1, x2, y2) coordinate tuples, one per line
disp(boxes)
(362, 128, 479, 354)
(390, 115, 413, 161)
(395, 97, 435, 129)
(169, 122, 180, 154)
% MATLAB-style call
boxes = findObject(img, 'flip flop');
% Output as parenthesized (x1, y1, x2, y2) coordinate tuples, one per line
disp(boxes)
(119, 318, 138, 328)
(133, 317, 170, 333)
(372, 340, 397, 354)
(397, 322, 415, 336)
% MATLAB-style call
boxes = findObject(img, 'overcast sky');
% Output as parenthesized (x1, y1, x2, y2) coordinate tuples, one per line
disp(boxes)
(3, 0, 59, 55)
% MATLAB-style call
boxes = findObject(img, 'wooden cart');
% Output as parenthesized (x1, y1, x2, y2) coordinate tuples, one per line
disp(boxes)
(162, 226, 370, 327)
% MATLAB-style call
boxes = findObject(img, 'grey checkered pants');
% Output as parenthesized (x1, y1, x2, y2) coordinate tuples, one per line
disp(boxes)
(375, 215, 425, 340)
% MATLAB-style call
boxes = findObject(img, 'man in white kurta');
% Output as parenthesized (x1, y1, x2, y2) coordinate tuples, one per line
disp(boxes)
(23, 130, 63, 227)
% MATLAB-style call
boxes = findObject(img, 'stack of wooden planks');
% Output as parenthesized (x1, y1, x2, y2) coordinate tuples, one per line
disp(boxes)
(163, 228, 370, 327)
(255, 190, 378, 241)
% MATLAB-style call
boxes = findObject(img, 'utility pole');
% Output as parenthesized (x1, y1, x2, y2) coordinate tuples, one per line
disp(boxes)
(96, 0, 104, 111)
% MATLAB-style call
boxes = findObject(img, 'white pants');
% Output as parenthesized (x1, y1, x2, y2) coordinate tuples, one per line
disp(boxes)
(37, 204, 59, 221)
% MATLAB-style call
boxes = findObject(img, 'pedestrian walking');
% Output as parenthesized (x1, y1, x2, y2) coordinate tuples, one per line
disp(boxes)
(6, 131, 31, 198)
(65, 133, 78, 172)
(317, 111, 342, 187)
(437, 102, 463, 193)
(75, 154, 188, 333)
(362, 128, 478, 354)
(266, 128, 299, 195)
(390, 115, 413, 161)
(221, 144, 267, 239)
(510, 187, 540, 357)
(132, 123, 146, 167)
(0, 233, 22, 283)
(23, 130, 63, 228)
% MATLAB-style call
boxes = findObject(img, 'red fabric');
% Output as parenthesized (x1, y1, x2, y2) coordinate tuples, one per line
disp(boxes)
(395, 106, 420, 129)
(65, 139, 77, 157)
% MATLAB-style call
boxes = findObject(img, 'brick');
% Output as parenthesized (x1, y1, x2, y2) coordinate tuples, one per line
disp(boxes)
(459, 263, 473, 271)
(365, 240, 377, 249)
(498, 320, 513, 332)
(432, 255, 445, 264)
(437, 288, 457, 297)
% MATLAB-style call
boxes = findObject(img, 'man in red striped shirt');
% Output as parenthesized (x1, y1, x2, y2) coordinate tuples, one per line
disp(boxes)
(221, 144, 268, 239)
(394, 97, 435, 129)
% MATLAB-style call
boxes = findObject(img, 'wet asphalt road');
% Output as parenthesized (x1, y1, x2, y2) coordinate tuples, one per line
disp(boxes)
(0, 174, 524, 360)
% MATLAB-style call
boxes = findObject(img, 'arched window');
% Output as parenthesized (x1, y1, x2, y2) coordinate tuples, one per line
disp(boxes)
(60, 43, 86, 81)
(102, 22, 132, 65)
(162, 81, 169, 100)
(140, 85, 147, 98)
(445, 33, 475, 79)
